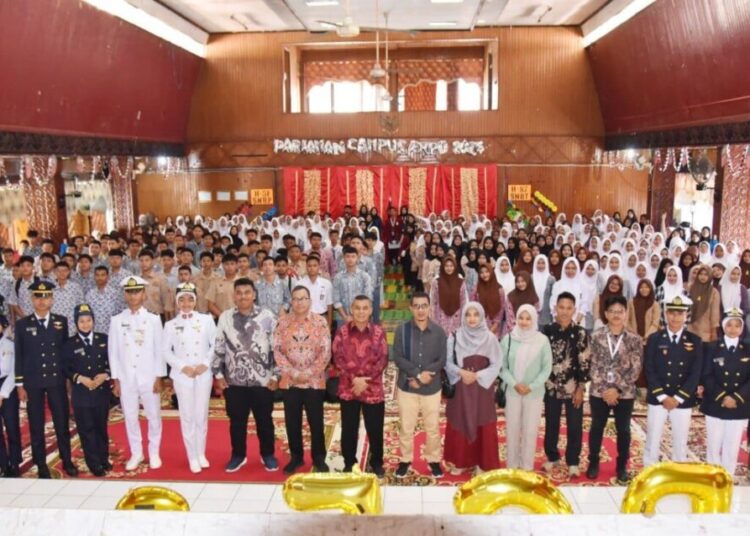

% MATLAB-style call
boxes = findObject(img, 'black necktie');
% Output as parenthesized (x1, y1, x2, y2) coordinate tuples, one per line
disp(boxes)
(83, 337, 91, 347)
(39, 318, 47, 329)
(729, 345, 736, 352)
(672, 334, 678, 345)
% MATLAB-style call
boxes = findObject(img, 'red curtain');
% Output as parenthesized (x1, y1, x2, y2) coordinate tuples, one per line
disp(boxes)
(283, 164, 497, 218)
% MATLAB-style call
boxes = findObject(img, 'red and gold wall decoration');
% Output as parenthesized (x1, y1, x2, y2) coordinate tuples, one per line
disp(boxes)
(283, 164, 497, 218)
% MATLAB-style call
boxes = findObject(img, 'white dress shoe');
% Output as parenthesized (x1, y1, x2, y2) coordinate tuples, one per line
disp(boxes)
(189, 460, 202, 474)
(125, 455, 143, 472)
(149, 455, 162, 470)
(198, 456, 210, 469)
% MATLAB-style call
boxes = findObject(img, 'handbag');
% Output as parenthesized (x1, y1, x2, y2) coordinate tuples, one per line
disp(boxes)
(324, 373, 340, 404)
(495, 336, 511, 408)
(441, 339, 458, 399)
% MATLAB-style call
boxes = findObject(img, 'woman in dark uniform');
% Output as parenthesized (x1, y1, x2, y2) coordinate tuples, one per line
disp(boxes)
(701, 308, 750, 479)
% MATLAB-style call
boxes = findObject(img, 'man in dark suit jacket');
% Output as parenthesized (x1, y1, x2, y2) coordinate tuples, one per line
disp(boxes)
(63, 304, 111, 476)
(14, 281, 78, 478)
(643, 295, 703, 466)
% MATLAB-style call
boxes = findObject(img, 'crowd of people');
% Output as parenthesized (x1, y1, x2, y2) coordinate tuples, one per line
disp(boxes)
(0, 204, 748, 484)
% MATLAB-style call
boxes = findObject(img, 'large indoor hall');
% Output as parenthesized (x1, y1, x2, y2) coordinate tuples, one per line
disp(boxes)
(1, 0, 750, 534)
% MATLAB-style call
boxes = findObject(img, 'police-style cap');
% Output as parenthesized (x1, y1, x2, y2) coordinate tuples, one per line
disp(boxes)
(121, 276, 147, 291)
(29, 281, 56, 296)
(74, 304, 95, 323)
(722, 307, 745, 329)
(665, 295, 692, 311)
(175, 282, 197, 302)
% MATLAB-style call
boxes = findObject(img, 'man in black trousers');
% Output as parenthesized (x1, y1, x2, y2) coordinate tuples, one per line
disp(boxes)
(0, 310, 22, 477)
(63, 304, 112, 476)
(14, 281, 78, 478)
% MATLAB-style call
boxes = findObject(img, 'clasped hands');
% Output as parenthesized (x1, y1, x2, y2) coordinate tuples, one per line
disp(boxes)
(408, 370, 435, 389)
(181, 364, 209, 378)
(78, 373, 110, 391)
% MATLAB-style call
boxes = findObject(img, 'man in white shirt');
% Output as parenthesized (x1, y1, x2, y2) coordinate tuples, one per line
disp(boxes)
(299, 255, 333, 329)
(108, 276, 165, 471)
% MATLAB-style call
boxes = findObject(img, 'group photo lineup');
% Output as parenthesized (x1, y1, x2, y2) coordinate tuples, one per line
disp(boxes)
(1, 0, 749, 534)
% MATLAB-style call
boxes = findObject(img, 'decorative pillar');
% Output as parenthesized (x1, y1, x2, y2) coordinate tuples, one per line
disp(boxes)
(719, 145, 750, 244)
(647, 160, 676, 227)
(111, 156, 135, 233)
(21, 156, 60, 241)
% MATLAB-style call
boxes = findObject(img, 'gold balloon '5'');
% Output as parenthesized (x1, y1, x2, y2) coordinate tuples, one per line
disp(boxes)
(621, 462, 733, 514)
(454, 469, 574, 515)
(282, 472, 383, 515)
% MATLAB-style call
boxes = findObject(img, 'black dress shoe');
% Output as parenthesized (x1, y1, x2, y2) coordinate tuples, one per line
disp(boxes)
(63, 463, 80, 477)
(370, 465, 386, 478)
(5, 465, 20, 478)
(38, 465, 52, 479)
(616, 469, 631, 484)
(313, 461, 330, 473)
(586, 464, 599, 480)
(103, 461, 113, 471)
(283, 458, 304, 475)
(91, 467, 106, 477)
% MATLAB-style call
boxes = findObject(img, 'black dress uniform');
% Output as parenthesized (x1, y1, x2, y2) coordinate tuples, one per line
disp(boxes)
(643, 295, 703, 466)
(63, 304, 111, 476)
(701, 308, 750, 475)
(0, 312, 22, 476)
(14, 281, 77, 478)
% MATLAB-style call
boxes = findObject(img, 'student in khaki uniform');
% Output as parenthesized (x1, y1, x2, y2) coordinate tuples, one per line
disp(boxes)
(207, 254, 239, 318)
(194, 251, 218, 314)
(139, 250, 174, 321)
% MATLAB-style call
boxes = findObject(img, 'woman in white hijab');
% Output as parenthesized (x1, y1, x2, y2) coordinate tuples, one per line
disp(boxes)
(444, 302, 503, 473)
(579, 259, 600, 331)
(719, 264, 750, 314)
(532, 255, 555, 326)
(599, 253, 625, 294)
(550, 258, 585, 324)
(500, 304, 552, 470)
(655, 265, 688, 313)
(493, 255, 515, 291)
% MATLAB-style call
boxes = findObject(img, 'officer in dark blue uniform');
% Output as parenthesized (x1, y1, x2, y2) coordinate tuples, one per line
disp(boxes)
(701, 307, 750, 477)
(643, 295, 703, 466)
(63, 304, 112, 477)
(0, 310, 22, 477)
(14, 281, 78, 478)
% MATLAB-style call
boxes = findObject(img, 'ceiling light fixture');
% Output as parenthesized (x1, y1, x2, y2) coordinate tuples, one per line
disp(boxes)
(582, 0, 656, 47)
(305, 0, 340, 6)
(81, 0, 207, 57)
(428, 21, 458, 27)
(430, 0, 464, 4)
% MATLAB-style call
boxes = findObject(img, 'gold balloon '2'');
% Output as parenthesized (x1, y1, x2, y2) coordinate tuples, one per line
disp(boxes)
(621, 462, 733, 514)
(282, 472, 383, 515)
(454, 469, 573, 515)
(115, 486, 190, 511)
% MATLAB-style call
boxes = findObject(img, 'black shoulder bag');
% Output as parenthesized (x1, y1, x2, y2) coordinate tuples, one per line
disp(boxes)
(495, 336, 510, 408)
(441, 337, 458, 399)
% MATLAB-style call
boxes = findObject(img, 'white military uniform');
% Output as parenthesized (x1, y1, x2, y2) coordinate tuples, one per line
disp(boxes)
(0, 335, 15, 400)
(108, 288, 165, 462)
(163, 310, 216, 466)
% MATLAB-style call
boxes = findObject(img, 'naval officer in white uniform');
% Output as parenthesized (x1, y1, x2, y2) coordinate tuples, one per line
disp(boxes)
(108, 276, 165, 471)
(163, 282, 217, 473)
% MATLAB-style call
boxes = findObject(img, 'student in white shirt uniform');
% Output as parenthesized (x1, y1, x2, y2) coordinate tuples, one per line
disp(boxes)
(299, 255, 333, 328)
(108, 276, 165, 471)
(162, 283, 217, 473)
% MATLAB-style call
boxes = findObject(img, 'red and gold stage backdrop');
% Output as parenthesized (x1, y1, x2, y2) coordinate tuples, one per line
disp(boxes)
(283, 164, 497, 218)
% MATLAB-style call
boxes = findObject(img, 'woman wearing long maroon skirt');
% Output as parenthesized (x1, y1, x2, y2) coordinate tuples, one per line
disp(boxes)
(444, 302, 502, 474)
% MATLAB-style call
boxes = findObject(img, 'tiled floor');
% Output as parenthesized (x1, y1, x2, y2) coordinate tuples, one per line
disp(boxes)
(1, 479, 750, 515)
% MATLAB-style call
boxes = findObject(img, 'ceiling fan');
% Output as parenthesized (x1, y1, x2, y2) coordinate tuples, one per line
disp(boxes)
(315, 0, 418, 38)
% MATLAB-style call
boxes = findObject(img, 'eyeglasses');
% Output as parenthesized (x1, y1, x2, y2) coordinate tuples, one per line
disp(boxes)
(291, 297, 310, 302)
(411, 303, 430, 310)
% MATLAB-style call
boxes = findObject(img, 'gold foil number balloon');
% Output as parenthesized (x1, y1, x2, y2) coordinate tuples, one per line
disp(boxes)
(115, 486, 190, 511)
(454, 469, 574, 515)
(282, 472, 383, 515)
(621, 462, 733, 514)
